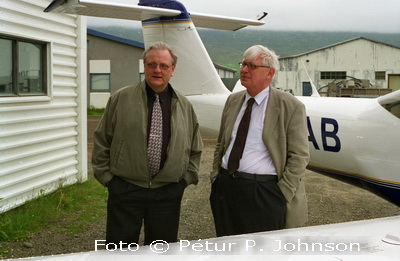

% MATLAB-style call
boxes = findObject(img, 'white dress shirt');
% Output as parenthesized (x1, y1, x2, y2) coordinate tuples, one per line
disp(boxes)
(222, 87, 277, 175)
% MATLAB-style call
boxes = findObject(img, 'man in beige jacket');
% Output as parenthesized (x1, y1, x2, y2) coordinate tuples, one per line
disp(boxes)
(210, 45, 309, 237)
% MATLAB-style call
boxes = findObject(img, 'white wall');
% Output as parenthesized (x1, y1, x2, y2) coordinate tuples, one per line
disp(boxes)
(90, 93, 110, 108)
(0, 0, 87, 213)
(89, 60, 111, 108)
(216, 68, 235, 78)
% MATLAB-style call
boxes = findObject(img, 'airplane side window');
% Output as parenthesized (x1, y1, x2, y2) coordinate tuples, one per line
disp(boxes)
(384, 101, 400, 119)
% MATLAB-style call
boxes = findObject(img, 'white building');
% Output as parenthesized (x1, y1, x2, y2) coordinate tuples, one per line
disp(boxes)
(214, 63, 237, 79)
(0, 0, 87, 213)
(275, 37, 400, 96)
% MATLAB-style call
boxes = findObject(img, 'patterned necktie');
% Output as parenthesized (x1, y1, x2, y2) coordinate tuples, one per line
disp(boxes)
(227, 98, 255, 173)
(147, 94, 163, 178)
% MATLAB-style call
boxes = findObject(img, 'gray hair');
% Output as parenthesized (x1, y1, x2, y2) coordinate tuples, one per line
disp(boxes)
(243, 45, 280, 70)
(142, 41, 178, 65)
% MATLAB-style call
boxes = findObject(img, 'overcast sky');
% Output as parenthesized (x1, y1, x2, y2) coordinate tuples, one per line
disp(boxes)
(87, 0, 400, 33)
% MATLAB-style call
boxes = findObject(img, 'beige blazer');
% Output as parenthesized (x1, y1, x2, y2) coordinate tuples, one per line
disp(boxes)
(211, 87, 310, 228)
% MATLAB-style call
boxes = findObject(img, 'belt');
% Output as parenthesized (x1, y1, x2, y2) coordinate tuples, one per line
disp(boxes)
(221, 168, 277, 182)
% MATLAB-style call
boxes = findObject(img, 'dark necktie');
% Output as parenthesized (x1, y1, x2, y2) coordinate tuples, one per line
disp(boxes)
(147, 94, 163, 178)
(227, 98, 255, 172)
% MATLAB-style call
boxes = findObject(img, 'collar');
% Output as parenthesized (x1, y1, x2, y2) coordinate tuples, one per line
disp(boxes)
(246, 86, 269, 105)
(145, 83, 171, 101)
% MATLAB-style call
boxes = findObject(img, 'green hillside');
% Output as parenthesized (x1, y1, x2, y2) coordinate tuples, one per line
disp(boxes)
(89, 26, 400, 71)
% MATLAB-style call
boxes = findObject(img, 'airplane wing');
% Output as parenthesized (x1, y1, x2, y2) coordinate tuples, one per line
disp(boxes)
(378, 89, 400, 106)
(6, 215, 400, 260)
(44, 0, 265, 31)
(189, 12, 266, 31)
(44, 0, 181, 21)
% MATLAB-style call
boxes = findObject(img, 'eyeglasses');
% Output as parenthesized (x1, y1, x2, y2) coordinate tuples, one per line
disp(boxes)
(146, 62, 173, 70)
(239, 61, 270, 70)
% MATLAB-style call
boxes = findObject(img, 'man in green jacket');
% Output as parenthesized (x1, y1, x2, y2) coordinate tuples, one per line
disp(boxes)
(92, 42, 202, 245)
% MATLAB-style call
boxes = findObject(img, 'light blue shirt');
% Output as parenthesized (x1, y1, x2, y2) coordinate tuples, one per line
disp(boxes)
(222, 87, 277, 175)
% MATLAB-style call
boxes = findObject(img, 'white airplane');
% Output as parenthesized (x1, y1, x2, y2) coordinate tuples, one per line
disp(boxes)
(39, 1, 400, 259)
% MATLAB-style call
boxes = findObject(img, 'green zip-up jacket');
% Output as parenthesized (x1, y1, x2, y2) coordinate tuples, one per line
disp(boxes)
(92, 81, 203, 188)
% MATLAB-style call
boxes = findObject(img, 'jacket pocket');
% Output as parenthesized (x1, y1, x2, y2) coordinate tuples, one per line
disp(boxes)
(111, 140, 125, 169)
(181, 148, 190, 173)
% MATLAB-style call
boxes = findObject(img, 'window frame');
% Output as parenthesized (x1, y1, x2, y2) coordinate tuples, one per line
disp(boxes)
(90, 73, 111, 92)
(375, 71, 386, 81)
(320, 71, 347, 80)
(0, 35, 49, 99)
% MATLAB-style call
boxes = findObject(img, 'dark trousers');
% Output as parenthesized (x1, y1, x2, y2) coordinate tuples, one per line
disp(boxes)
(106, 176, 186, 245)
(210, 170, 287, 237)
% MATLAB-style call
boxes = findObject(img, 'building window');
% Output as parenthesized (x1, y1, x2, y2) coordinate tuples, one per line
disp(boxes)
(90, 73, 111, 92)
(375, 71, 386, 80)
(321, 71, 346, 80)
(0, 36, 47, 97)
